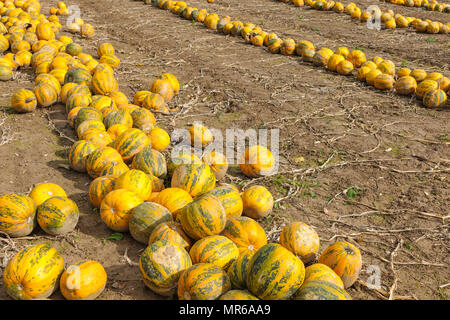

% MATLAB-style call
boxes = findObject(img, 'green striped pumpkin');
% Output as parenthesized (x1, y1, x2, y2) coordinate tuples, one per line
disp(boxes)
(36, 196, 79, 235)
(177, 194, 226, 240)
(221, 216, 267, 257)
(64, 67, 92, 86)
(303, 263, 345, 289)
(68, 140, 99, 173)
(76, 120, 106, 139)
(167, 151, 202, 176)
(129, 202, 173, 244)
(103, 109, 133, 129)
(131, 146, 167, 178)
(227, 252, 253, 289)
(113, 128, 151, 163)
(99, 161, 129, 177)
(88, 175, 117, 208)
(246, 243, 305, 300)
(203, 186, 242, 220)
(177, 263, 231, 300)
(64, 84, 91, 104)
(74, 107, 103, 130)
(189, 235, 239, 271)
(114, 169, 153, 201)
(65, 93, 93, 114)
(3, 244, 64, 300)
(171, 163, 216, 198)
(294, 280, 352, 300)
(279, 221, 320, 264)
(148, 221, 193, 250)
(92, 70, 118, 96)
(86, 146, 124, 178)
(219, 290, 259, 300)
(139, 240, 192, 297)
(423, 89, 447, 108)
(0, 193, 36, 237)
(130, 107, 156, 134)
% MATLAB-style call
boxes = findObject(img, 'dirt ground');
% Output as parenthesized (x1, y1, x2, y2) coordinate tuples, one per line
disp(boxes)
(0, 0, 449, 300)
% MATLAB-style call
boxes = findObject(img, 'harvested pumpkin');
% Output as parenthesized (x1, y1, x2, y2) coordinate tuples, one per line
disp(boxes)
(37, 196, 79, 235)
(0, 193, 37, 237)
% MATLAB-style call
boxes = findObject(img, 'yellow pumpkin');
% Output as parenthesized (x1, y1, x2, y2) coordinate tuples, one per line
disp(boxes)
(241, 185, 273, 219)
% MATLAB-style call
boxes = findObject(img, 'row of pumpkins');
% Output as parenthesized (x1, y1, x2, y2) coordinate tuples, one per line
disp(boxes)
(0, 179, 362, 300)
(279, 0, 450, 34)
(379, 0, 450, 13)
(142, 0, 449, 108)
(0, 0, 365, 300)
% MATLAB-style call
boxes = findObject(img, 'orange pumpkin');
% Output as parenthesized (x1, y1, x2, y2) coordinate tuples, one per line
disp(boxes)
(241, 185, 273, 219)
(318, 241, 362, 288)
(11, 88, 37, 113)
(29, 183, 67, 207)
(280, 222, 320, 263)
(150, 78, 175, 102)
(0, 193, 37, 237)
(88, 175, 117, 208)
(239, 145, 275, 177)
(99, 189, 144, 232)
(60, 260, 107, 300)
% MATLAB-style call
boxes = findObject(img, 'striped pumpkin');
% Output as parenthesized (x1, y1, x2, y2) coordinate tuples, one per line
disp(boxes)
(153, 188, 193, 218)
(280, 38, 296, 56)
(227, 252, 252, 289)
(150, 78, 175, 102)
(106, 124, 129, 141)
(240, 145, 275, 177)
(177, 263, 231, 300)
(99, 189, 144, 232)
(241, 185, 274, 219)
(99, 54, 120, 69)
(65, 93, 93, 114)
(130, 107, 156, 133)
(159, 73, 180, 93)
(177, 194, 226, 240)
(219, 290, 259, 300)
(318, 241, 362, 288)
(80, 128, 112, 148)
(410, 69, 427, 82)
(189, 235, 239, 270)
(365, 69, 382, 86)
(97, 43, 115, 58)
(295, 280, 351, 300)
(60, 260, 107, 300)
(114, 169, 153, 201)
(139, 240, 192, 296)
(374, 73, 395, 90)
(76, 120, 106, 139)
(34, 82, 58, 107)
(327, 54, 345, 72)
(171, 163, 216, 198)
(69, 140, 99, 173)
(423, 89, 447, 108)
(188, 123, 214, 147)
(246, 243, 305, 300)
(336, 60, 354, 75)
(395, 76, 417, 95)
(74, 107, 103, 130)
(37, 196, 79, 235)
(203, 186, 242, 220)
(0, 193, 36, 237)
(3, 244, 64, 300)
(63, 84, 90, 104)
(346, 50, 366, 68)
(303, 263, 345, 289)
(131, 146, 167, 178)
(142, 92, 167, 112)
(312, 48, 333, 67)
(88, 175, 117, 208)
(129, 202, 173, 244)
(100, 161, 129, 177)
(92, 70, 118, 96)
(221, 216, 267, 257)
(416, 80, 439, 99)
(103, 109, 133, 129)
(133, 90, 151, 107)
(113, 128, 151, 163)
(149, 221, 192, 249)
(91, 95, 116, 111)
(86, 146, 124, 179)
(29, 183, 67, 207)
(280, 221, 320, 263)
(201, 151, 228, 180)
(397, 67, 411, 78)
(11, 89, 37, 113)
(64, 67, 92, 86)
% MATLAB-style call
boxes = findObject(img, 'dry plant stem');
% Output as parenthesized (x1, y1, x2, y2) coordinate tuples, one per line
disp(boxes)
(43, 110, 76, 144)
(388, 239, 403, 300)
(121, 248, 139, 267)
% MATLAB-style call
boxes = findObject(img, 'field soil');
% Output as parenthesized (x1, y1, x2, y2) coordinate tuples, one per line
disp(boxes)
(0, 0, 449, 300)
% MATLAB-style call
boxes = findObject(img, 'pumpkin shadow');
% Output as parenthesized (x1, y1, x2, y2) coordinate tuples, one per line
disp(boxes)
(46, 159, 92, 191)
